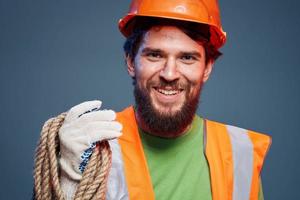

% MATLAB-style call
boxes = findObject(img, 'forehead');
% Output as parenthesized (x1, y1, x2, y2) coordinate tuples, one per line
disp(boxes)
(141, 25, 204, 51)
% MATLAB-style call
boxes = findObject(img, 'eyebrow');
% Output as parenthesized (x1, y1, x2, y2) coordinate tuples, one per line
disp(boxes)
(141, 47, 164, 54)
(180, 51, 202, 59)
(141, 47, 202, 58)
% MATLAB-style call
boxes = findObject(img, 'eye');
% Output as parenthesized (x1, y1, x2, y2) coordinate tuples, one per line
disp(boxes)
(181, 55, 195, 60)
(180, 54, 198, 64)
(146, 52, 163, 61)
(147, 52, 162, 58)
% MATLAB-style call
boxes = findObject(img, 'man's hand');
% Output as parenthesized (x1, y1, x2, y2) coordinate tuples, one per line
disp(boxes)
(59, 100, 122, 180)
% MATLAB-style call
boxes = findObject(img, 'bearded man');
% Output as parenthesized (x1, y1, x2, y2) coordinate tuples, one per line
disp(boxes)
(42, 1, 271, 200)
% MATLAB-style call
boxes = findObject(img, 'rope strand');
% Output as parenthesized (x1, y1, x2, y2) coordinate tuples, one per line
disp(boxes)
(33, 112, 112, 200)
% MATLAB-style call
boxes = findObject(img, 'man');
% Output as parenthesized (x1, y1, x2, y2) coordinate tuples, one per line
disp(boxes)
(57, 0, 271, 199)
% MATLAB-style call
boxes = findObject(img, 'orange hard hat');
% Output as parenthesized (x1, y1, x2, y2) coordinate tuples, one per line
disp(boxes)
(119, 0, 227, 49)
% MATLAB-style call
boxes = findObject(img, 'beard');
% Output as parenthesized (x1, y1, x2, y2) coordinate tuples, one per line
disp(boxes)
(134, 78, 202, 138)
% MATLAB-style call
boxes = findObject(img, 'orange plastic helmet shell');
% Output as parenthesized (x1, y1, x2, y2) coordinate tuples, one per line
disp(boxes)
(119, 0, 227, 49)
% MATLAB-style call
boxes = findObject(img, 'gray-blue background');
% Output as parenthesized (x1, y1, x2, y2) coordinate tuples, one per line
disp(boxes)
(1, 0, 299, 199)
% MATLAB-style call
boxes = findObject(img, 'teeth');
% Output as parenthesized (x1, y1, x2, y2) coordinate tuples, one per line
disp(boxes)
(157, 88, 180, 95)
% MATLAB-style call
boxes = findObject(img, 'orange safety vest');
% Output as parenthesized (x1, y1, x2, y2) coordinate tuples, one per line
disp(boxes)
(115, 106, 271, 200)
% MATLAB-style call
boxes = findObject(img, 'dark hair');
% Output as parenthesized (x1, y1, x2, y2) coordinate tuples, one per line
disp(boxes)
(123, 17, 222, 64)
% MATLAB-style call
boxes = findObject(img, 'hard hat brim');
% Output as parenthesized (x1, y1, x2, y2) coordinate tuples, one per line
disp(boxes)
(119, 14, 226, 49)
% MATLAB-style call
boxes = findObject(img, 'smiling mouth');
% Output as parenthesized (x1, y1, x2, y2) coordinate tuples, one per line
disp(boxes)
(154, 87, 184, 96)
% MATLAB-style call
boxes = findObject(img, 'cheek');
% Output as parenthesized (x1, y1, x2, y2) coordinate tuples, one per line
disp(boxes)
(135, 58, 162, 85)
(178, 66, 205, 86)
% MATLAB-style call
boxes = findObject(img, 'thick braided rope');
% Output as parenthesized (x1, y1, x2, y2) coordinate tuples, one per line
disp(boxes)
(74, 142, 112, 200)
(34, 112, 112, 200)
(34, 117, 56, 200)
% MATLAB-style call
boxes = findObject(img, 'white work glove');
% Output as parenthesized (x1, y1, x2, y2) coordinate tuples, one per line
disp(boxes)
(59, 100, 122, 181)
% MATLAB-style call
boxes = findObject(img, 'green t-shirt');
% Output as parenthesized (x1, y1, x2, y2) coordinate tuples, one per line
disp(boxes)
(139, 116, 212, 200)
(139, 115, 264, 200)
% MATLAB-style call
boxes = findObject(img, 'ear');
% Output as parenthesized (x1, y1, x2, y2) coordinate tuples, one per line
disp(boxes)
(202, 60, 214, 82)
(126, 55, 135, 77)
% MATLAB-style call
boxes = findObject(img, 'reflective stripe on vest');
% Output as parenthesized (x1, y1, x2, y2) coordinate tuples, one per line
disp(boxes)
(111, 106, 271, 200)
(205, 120, 271, 200)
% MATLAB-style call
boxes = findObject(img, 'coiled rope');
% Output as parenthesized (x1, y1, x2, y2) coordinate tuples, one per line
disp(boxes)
(33, 112, 112, 200)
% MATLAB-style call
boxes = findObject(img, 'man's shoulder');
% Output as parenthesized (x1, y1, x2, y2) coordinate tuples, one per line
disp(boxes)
(116, 106, 135, 121)
(202, 117, 269, 137)
(202, 117, 272, 150)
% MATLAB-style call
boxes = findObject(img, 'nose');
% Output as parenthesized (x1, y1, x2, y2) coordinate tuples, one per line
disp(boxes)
(159, 57, 180, 82)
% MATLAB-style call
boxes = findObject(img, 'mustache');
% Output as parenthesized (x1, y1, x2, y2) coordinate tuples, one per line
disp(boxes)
(147, 79, 189, 90)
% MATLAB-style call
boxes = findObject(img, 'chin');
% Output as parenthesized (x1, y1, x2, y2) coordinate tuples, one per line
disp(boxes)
(134, 82, 200, 138)
(150, 93, 185, 114)
(153, 103, 183, 116)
